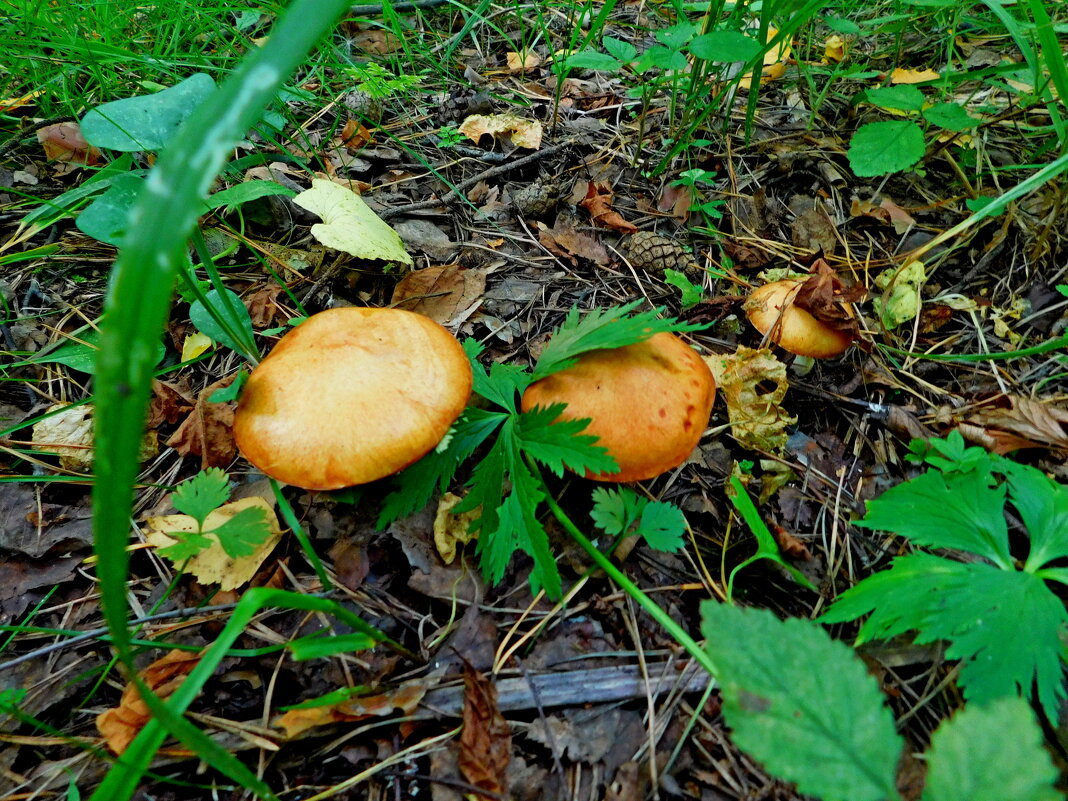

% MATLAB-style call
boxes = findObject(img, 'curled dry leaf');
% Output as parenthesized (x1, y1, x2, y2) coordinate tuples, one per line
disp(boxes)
(144, 496, 284, 591)
(33, 403, 158, 472)
(890, 67, 940, 84)
(578, 181, 638, 234)
(705, 347, 796, 454)
(506, 51, 542, 74)
(458, 113, 543, 150)
(536, 218, 610, 265)
(36, 122, 101, 167)
(956, 396, 1068, 455)
(390, 263, 487, 326)
(794, 258, 866, 341)
(433, 491, 481, 565)
(459, 665, 511, 801)
(273, 681, 426, 740)
(96, 649, 202, 755)
(167, 375, 238, 470)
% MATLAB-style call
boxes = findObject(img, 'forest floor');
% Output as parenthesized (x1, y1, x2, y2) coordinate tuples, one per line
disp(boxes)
(2, 2, 1068, 800)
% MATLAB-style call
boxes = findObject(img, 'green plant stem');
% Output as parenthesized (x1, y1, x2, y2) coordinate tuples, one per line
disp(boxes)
(271, 478, 333, 591)
(536, 471, 717, 677)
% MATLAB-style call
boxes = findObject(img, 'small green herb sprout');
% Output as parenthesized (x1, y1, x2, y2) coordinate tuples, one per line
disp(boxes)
(377, 302, 705, 598)
(822, 431, 1068, 720)
(159, 468, 273, 561)
(591, 486, 687, 552)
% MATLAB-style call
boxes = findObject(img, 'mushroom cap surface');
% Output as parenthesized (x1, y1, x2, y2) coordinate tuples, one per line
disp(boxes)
(234, 307, 472, 490)
(521, 332, 716, 482)
(744, 280, 853, 358)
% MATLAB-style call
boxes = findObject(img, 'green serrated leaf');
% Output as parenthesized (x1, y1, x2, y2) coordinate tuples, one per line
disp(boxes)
(821, 554, 1068, 719)
(857, 468, 1012, 569)
(171, 468, 231, 526)
(208, 506, 272, 559)
(158, 530, 215, 561)
(456, 421, 511, 539)
(638, 500, 686, 552)
(590, 486, 642, 536)
(702, 602, 903, 801)
(865, 85, 925, 112)
(848, 120, 925, 177)
(517, 404, 617, 478)
(532, 302, 703, 380)
(376, 408, 506, 527)
(999, 461, 1068, 570)
(922, 697, 1060, 801)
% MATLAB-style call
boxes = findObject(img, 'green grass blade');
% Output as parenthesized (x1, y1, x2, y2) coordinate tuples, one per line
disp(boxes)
(89, 0, 354, 796)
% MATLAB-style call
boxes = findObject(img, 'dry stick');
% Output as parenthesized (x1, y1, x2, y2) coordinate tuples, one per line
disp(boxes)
(349, 0, 450, 14)
(378, 139, 575, 220)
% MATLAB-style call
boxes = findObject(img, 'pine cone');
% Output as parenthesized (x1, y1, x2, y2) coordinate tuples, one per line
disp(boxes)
(512, 181, 559, 216)
(343, 90, 384, 125)
(625, 231, 694, 273)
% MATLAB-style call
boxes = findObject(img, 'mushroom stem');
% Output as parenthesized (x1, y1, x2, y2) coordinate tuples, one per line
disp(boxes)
(527, 455, 718, 677)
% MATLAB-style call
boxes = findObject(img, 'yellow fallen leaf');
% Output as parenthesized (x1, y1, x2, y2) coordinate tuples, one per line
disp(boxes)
(292, 179, 413, 265)
(433, 492, 480, 564)
(458, 113, 543, 150)
(704, 347, 796, 454)
(181, 331, 213, 361)
(32, 403, 157, 471)
(145, 497, 283, 590)
(891, 67, 940, 84)
(823, 35, 846, 63)
(506, 50, 541, 74)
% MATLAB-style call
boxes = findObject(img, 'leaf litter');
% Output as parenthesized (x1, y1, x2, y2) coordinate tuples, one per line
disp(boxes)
(2, 3, 1068, 800)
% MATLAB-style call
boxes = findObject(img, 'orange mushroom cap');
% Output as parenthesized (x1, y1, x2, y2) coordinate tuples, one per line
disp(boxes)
(521, 332, 716, 482)
(744, 280, 853, 358)
(233, 307, 472, 490)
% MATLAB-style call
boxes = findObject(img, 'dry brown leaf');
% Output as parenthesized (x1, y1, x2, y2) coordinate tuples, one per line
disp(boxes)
(390, 264, 487, 326)
(32, 403, 157, 472)
(458, 114, 543, 149)
(167, 376, 237, 469)
(705, 347, 796, 454)
(506, 51, 542, 74)
(577, 181, 638, 234)
(148, 379, 195, 427)
(458, 665, 511, 801)
(790, 204, 838, 256)
(433, 492, 480, 564)
(339, 117, 374, 151)
(36, 122, 100, 167)
(274, 681, 426, 740)
(244, 284, 284, 328)
(658, 183, 692, 224)
(144, 496, 284, 590)
(794, 258, 866, 340)
(536, 218, 610, 265)
(878, 198, 915, 234)
(957, 397, 1068, 455)
(96, 649, 202, 755)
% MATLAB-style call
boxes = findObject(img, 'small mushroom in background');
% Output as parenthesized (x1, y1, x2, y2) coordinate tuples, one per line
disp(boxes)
(521, 333, 716, 482)
(233, 307, 472, 491)
(744, 279, 855, 359)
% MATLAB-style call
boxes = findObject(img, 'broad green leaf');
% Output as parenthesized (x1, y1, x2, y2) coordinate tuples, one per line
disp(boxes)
(532, 302, 703, 380)
(602, 37, 637, 63)
(688, 31, 761, 62)
(999, 461, 1068, 570)
(822, 555, 1068, 719)
(656, 22, 698, 49)
(564, 50, 623, 71)
(15, 325, 165, 375)
(923, 101, 977, 131)
(75, 172, 143, 245)
(293, 179, 413, 265)
(81, 73, 218, 151)
(922, 697, 1060, 801)
(848, 120, 925, 177)
(207, 179, 295, 213)
(208, 371, 248, 403)
(702, 603, 902, 801)
(638, 45, 689, 72)
(188, 288, 256, 357)
(517, 404, 617, 478)
(858, 467, 1012, 568)
(171, 468, 231, 526)
(864, 85, 925, 112)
